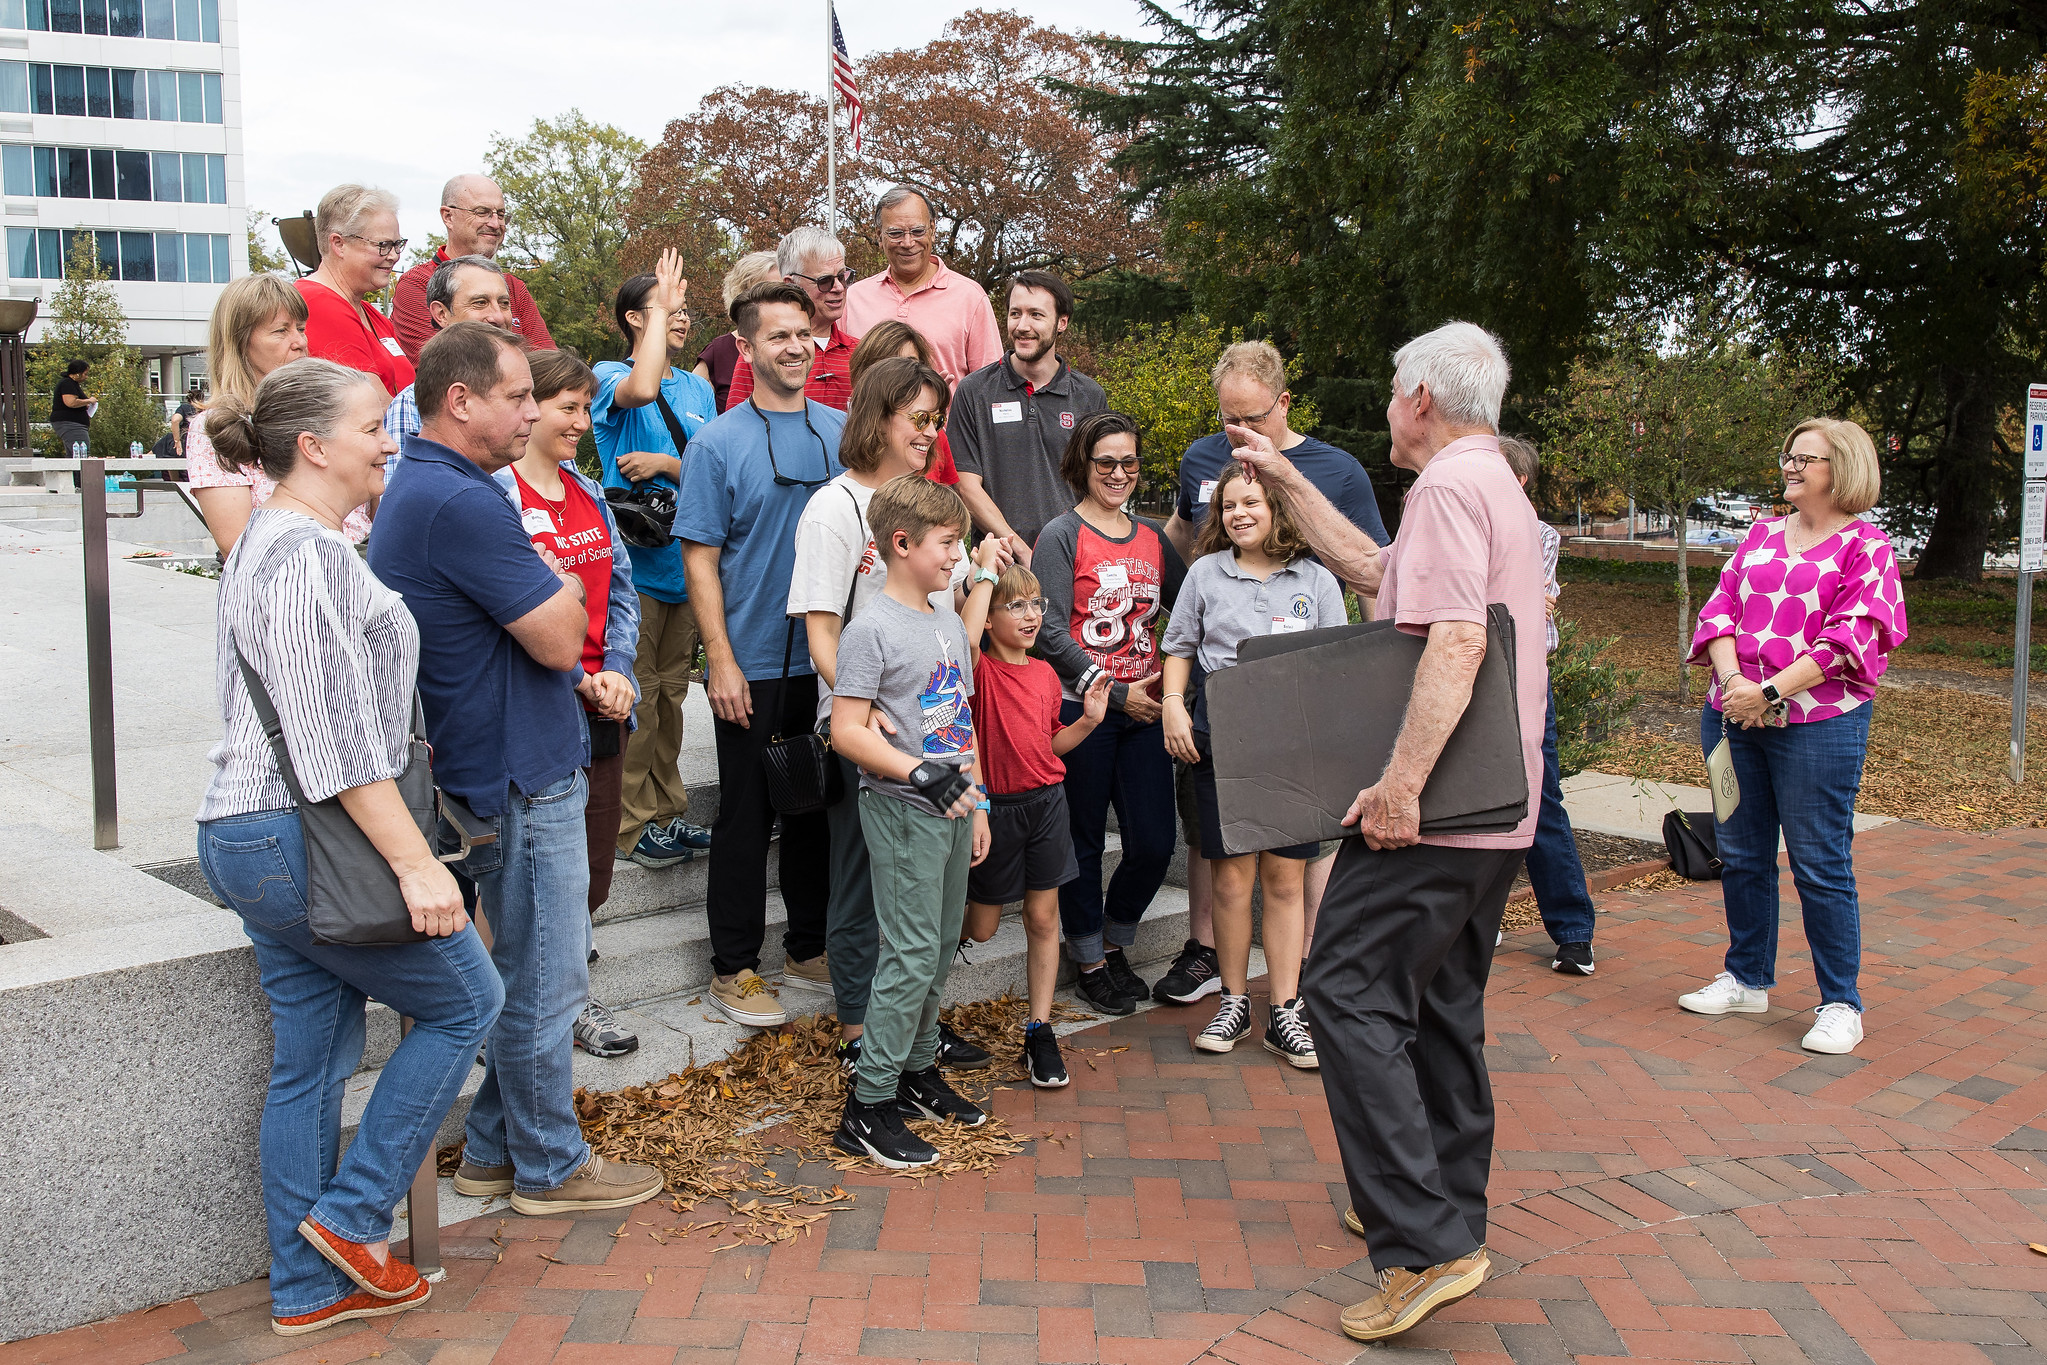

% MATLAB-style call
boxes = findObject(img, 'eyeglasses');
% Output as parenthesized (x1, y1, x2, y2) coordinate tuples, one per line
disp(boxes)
(791, 267, 855, 292)
(451, 205, 510, 225)
(899, 409, 943, 432)
(1090, 455, 1142, 474)
(1779, 452, 1831, 472)
(996, 596, 1050, 618)
(346, 234, 408, 259)
(747, 399, 833, 487)
(1219, 397, 1282, 428)
(883, 226, 932, 243)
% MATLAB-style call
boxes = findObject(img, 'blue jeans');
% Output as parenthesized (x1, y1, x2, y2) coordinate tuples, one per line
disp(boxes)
(1057, 701, 1176, 964)
(457, 771, 595, 1192)
(1526, 685, 1596, 945)
(197, 808, 504, 1317)
(1701, 705, 1870, 1011)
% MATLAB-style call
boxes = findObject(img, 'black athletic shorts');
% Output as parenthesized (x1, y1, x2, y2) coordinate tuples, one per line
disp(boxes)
(1192, 730, 1319, 862)
(967, 783, 1080, 906)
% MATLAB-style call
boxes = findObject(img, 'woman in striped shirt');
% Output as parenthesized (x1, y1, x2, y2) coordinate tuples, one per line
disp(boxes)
(196, 358, 504, 1338)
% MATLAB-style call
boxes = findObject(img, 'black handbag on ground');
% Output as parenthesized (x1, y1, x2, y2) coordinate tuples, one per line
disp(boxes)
(1663, 810, 1723, 881)
(234, 643, 442, 946)
(761, 617, 845, 815)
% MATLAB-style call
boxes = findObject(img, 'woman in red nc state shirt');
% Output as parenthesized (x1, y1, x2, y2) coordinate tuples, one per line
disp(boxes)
(296, 184, 415, 401)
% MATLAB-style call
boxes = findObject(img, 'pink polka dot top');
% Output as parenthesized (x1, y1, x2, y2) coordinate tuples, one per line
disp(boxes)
(1687, 516, 1908, 723)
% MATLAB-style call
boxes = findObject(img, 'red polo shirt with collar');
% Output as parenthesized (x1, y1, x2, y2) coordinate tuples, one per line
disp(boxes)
(390, 247, 557, 363)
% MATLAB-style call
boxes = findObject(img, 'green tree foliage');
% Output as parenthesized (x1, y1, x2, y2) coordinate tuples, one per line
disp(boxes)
(1545, 297, 1833, 700)
(246, 208, 291, 275)
(486, 111, 647, 363)
(29, 234, 161, 459)
(1549, 619, 1640, 778)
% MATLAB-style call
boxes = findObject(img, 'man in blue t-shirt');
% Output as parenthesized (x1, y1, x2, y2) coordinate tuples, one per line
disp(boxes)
(591, 247, 719, 870)
(369, 322, 664, 1215)
(1151, 339, 1393, 1011)
(675, 281, 845, 1031)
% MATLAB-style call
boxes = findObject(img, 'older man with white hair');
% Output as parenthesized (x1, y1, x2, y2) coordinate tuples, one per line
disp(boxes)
(391, 173, 556, 362)
(727, 225, 858, 411)
(1230, 321, 1545, 1344)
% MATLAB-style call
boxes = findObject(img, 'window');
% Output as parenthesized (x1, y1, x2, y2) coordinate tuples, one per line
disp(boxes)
(36, 225, 58, 277)
(107, 0, 139, 35)
(11, 145, 225, 202)
(146, 70, 174, 120)
(150, 149, 176, 201)
(7, 0, 213, 37)
(142, 0, 169, 37)
(0, 62, 25, 115)
(111, 69, 138, 120)
(176, 70, 200, 123)
(85, 65, 110, 118)
(202, 70, 220, 123)
(2, 226, 228, 280)
(52, 64, 83, 116)
(47, 0, 79, 32)
(114, 147, 146, 199)
(88, 145, 112, 198)
(119, 228, 152, 280)
(81, 0, 106, 34)
(206, 148, 222, 202)
(29, 63, 48, 114)
(5, 226, 33, 279)
(33, 145, 54, 195)
(1, 143, 29, 197)
(56, 145, 85, 197)
(154, 228, 178, 280)
(19, 63, 225, 122)
(182, 229, 206, 281)
(210, 231, 225, 281)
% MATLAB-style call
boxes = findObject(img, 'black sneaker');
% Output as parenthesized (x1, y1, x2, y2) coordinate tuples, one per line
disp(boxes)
(894, 1065, 989, 1127)
(937, 1021, 993, 1070)
(835, 1035, 862, 1072)
(1102, 946, 1149, 1003)
(1552, 942, 1595, 976)
(1023, 1021, 1069, 1089)
(1074, 964, 1135, 1016)
(834, 1096, 938, 1169)
(1262, 997, 1318, 1070)
(1152, 939, 1222, 1004)
(1195, 993, 1253, 1053)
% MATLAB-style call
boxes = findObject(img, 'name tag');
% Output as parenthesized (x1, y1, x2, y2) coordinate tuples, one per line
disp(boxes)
(1743, 549, 1775, 570)
(1096, 563, 1129, 591)
(521, 508, 553, 537)
(1197, 480, 1217, 505)
(991, 401, 1023, 424)
(1271, 616, 1309, 634)
(380, 336, 405, 357)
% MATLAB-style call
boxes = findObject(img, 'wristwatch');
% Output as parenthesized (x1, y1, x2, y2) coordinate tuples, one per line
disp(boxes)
(1760, 682, 1782, 704)
(971, 565, 1001, 586)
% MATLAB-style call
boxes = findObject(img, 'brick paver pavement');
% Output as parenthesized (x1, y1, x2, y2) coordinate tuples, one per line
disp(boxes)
(9, 822, 2047, 1365)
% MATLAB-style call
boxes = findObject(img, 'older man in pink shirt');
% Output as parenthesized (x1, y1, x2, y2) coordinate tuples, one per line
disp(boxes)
(1231, 321, 1545, 1346)
(842, 186, 1002, 386)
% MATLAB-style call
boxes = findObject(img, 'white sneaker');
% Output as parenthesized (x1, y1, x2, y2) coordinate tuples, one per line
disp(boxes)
(1677, 972, 1770, 1016)
(1801, 1002, 1863, 1054)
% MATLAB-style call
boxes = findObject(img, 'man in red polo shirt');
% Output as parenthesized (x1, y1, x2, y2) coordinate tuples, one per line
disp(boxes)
(391, 173, 555, 362)
(726, 225, 856, 411)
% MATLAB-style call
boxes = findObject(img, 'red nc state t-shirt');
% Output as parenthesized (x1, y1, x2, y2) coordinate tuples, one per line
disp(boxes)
(1067, 520, 1167, 682)
(971, 653, 1067, 794)
(512, 469, 611, 680)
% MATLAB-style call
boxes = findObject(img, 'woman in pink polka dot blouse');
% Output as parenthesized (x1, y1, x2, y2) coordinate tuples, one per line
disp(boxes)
(1678, 417, 1907, 1058)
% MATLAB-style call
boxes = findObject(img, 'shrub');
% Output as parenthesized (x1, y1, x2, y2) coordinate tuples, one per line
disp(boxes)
(1549, 618, 1641, 777)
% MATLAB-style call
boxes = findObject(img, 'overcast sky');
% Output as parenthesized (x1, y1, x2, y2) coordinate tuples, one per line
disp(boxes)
(239, 1, 1165, 253)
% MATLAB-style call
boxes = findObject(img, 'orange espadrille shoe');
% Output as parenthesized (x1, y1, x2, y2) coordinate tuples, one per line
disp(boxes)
(271, 1280, 430, 1337)
(297, 1216, 424, 1299)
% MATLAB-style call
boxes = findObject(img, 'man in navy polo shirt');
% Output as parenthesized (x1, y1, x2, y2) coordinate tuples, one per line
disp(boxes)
(369, 321, 665, 1216)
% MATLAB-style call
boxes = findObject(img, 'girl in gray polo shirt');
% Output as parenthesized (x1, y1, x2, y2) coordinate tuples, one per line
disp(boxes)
(1160, 465, 1347, 1068)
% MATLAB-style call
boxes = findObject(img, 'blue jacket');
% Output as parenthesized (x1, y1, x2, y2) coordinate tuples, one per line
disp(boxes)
(492, 463, 641, 721)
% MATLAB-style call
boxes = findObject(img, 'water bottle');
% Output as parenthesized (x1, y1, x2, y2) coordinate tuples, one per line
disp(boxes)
(130, 441, 144, 458)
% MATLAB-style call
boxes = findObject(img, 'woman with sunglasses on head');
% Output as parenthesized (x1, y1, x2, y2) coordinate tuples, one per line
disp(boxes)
(1033, 411, 1188, 1017)
(1681, 419, 1907, 1057)
(296, 185, 413, 402)
(787, 355, 1003, 1069)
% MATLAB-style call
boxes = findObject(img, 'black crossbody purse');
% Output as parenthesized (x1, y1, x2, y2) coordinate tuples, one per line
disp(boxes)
(761, 488, 863, 815)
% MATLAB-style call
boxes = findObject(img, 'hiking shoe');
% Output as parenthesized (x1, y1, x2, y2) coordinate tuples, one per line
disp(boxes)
(1024, 1020, 1069, 1089)
(627, 823, 692, 869)
(1263, 997, 1319, 1070)
(664, 817, 714, 850)
(1340, 1252, 1490, 1342)
(297, 1216, 424, 1299)
(1552, 941, 1595, 976)
(1195, 993, 1253, 1053)
(508, 1154, 664, 1215)
(1074, 964, 1135, 1016)
(709, 970, 787, 1027)
(1102, 946, 1149, 1003)
(1678, 971, 1769, 1016)
(782, 954, 832, 990)
(938, 1020, 993, 1070)
(835, 1095, 938, 1169)
(272, 1281, 430, 1337)
(1153, 938, 1222, 1004)
(452, 1160, 513, 1197)
(836, 1035, 862, 1072)
(1802, 1002, 1863, 1055)
(896, 1065, 989, 1127)
(573, 999, 638, 1058)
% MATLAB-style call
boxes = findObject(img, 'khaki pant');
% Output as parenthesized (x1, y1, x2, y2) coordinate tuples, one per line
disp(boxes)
(617, 595, 699, 854)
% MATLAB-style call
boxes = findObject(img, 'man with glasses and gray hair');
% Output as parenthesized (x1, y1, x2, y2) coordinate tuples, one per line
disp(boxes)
(391, 173, 556, 363)
(843, 185, 1002, 387)
(1230, 321, 1545, 1343)
(728, 226, 859, 411)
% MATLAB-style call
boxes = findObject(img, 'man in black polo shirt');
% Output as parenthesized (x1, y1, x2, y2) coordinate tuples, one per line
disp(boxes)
(948, 271, 1108, 558)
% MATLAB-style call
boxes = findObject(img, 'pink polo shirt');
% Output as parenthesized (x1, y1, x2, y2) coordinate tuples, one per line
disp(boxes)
(1375, 435, 1548, 849)
(843, 258, 1003, 387)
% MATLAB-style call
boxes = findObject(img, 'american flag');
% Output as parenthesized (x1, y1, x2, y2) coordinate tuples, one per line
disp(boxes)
(831, 4, 863, 154)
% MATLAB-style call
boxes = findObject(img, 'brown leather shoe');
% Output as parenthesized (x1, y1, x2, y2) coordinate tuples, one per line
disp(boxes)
(452, 1160, 514, 1197)
(1343, 1205, 1364, 1237)
(508, 1154, 665, 1215)
(1340, 1251, 1489, 1341)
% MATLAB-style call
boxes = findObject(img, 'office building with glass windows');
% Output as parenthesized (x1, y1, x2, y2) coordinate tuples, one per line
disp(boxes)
(1, 0, 240, 392)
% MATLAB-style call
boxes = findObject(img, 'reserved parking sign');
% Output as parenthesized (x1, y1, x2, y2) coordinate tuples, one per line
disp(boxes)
(2029, 383, 2047, 480)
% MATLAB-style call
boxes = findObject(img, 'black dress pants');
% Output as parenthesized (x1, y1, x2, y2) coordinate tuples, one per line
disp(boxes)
(706, 673, 829, 977)
(1301, 837, 1524, 1271)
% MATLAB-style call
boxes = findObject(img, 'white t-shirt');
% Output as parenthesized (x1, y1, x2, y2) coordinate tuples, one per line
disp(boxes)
(787, 471, 970, 727)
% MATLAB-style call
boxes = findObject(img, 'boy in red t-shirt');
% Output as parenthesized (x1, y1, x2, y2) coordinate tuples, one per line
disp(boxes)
(961, 563, 1113, 1088)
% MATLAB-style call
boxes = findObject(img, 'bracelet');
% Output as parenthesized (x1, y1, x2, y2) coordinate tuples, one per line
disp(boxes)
(1162, 692, 1185, 702)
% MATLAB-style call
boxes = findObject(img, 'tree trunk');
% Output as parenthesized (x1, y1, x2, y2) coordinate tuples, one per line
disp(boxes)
(1676, 507, 1691, 704)
(1914, 367, 2000, 582)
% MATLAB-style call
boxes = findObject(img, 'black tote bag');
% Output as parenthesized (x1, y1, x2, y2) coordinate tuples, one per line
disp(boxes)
(1662, 810, 1723, 881)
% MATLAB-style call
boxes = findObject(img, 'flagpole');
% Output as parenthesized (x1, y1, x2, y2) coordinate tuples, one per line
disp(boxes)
(825, 0, 837, 237)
